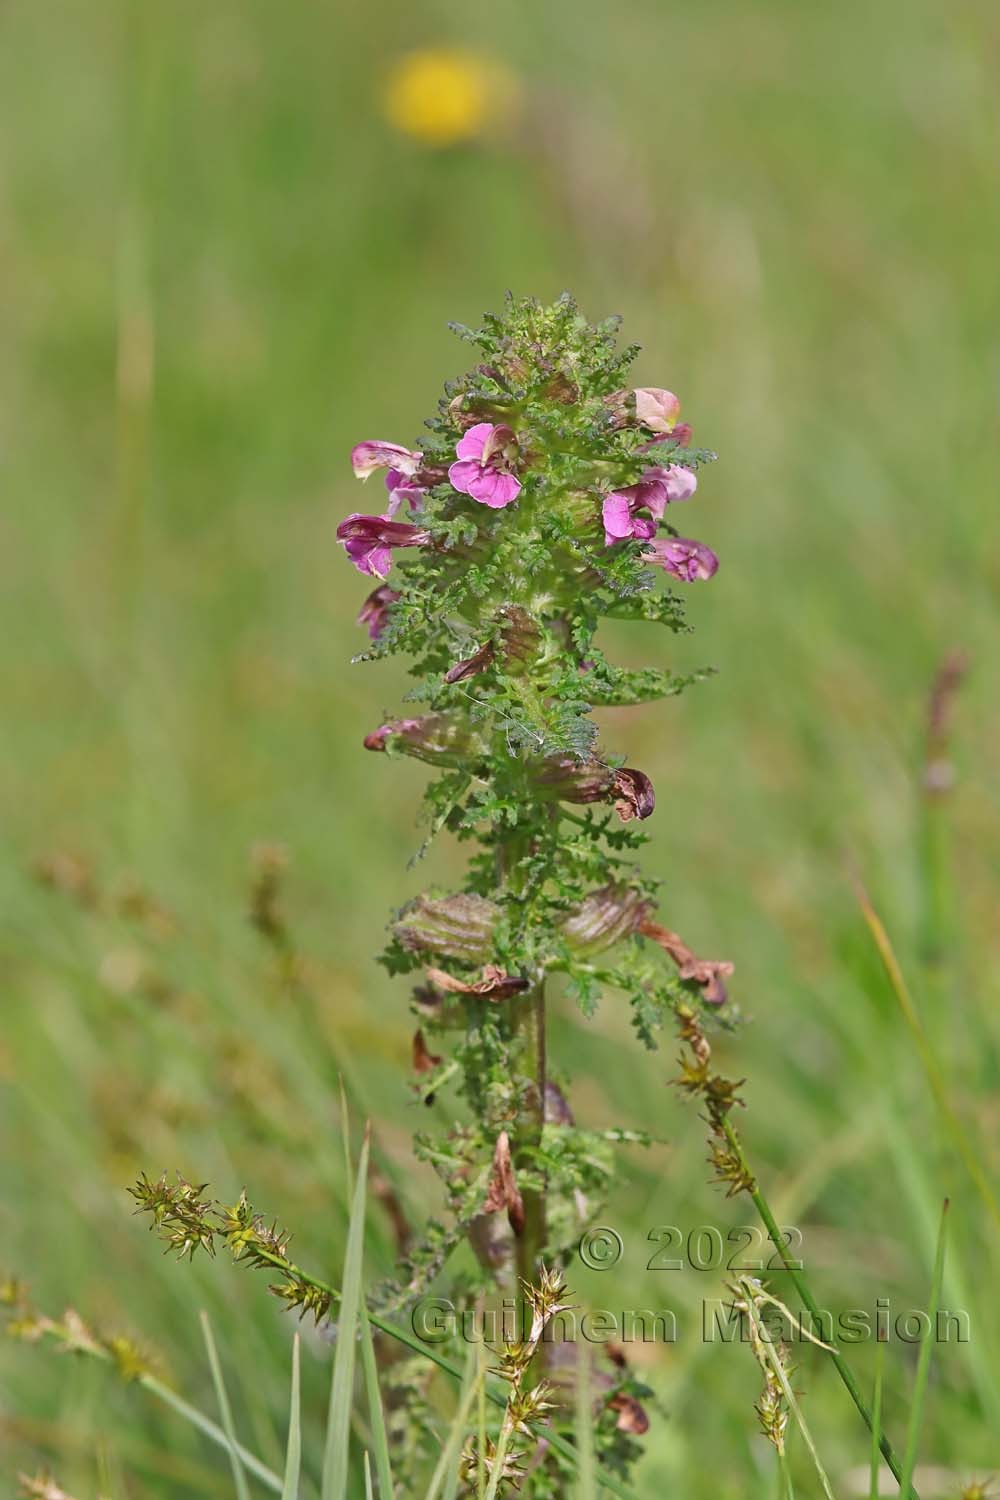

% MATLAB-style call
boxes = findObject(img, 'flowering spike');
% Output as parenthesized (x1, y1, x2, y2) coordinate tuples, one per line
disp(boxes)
(331, 298, 728, 1483)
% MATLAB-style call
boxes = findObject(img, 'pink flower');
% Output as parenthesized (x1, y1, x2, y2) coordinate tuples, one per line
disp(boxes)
(351, 441, 423, 481)
(448, 423, 522, 509)
(602, 491, 657, 545)
(602, 464, 697, 544)
(634, 387, 681, 434)
(357, 583, 401, 639)
(384, 468, 426, 517)
(336, 513, 430, 579)
(645, 537, 719, 582)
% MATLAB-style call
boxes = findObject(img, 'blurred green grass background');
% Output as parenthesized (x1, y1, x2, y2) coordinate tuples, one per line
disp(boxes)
(2, 0, 999, 1492)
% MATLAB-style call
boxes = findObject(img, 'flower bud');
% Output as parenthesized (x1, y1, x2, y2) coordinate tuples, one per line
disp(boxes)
(530, 758, 655, 822)
(541, 370, 580, 404)
(363, 714, 474, 767)
(612, 767, 656, 821)
(483, 1129, 525, 1233)
(602, 389, 631, 429)
(496, 605, 541, 674)
(634, 387, 681, 434)
(444, 640, 495, 683)
(530, 756, 616, 804)
(357, 584, 400, 641)
(560, 884, 653, 957)
(645, 537, 718, 582)
(412, 1029, 442, 1074)
(394, 891, 500, 961)
(609, 1393, 650, 1435)
(543, 1081, 575, 1126)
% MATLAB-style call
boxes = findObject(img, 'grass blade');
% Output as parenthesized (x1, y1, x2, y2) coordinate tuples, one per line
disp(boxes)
(899, 1200, 949, 1500)
(574, 1342, 596, 1500)
(426, 1346, 481, 1500)
(855, 883, 1000, 1231)
(869, 1338, 884, 1500)
(339, 1075, 354, 1195)
(200, 1310, 252, 1500)
(281, 1333, 302, 1500)
(139, 1374, 282, 1491)
(364, 1452, 375, 1500)
(359, 1299, 395, 1498)
(777, 1450, 795, 1500)
(322, 1124, 371, 1500)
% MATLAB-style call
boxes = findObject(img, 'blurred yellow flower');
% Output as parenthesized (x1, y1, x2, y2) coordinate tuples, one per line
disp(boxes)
(382, 48, 518, 147)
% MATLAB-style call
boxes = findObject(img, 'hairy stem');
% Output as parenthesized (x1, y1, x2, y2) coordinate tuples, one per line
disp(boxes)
(495, 822, 549, 1294)
(513, 976, 547, 1288)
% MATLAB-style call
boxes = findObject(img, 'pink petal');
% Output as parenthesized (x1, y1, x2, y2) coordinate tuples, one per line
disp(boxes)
(466, 468, 521, 508)
(630, 478, 671, 520)
(448, 457, 484, 496)
(653, 464, 698, 503)
(342, 538, 393, 578)
(336, 513, 427, 547)
(649, 537, 719, 581)
(351, 441, 422, 480)
(634, 388, 681, 433)
(602, 491, 635, 544)
(454, 422, 493, 462)
(363, 544, 394, 579)
(384, 470, 424, 516)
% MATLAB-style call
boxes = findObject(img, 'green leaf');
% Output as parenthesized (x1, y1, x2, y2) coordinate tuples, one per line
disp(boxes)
(899, 1199, 950, 1500)
(281, 1333, 302, 1500)
(359, 1299, 395, 1499)
(199, 1310, 252, 1500)
(139, 1374, 282, 1493)
(869, 1337, 884, 1500)
(574, 1342, 597, 1500)
(426, 1345, 481, 1500)
(322, 1125, 370, 1500)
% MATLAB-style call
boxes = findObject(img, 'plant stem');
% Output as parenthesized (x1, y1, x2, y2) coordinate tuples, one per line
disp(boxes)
(720, 1117, 915, 1496)
(496, 825, 549, 1296)
(513, 975, 547, 1290)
